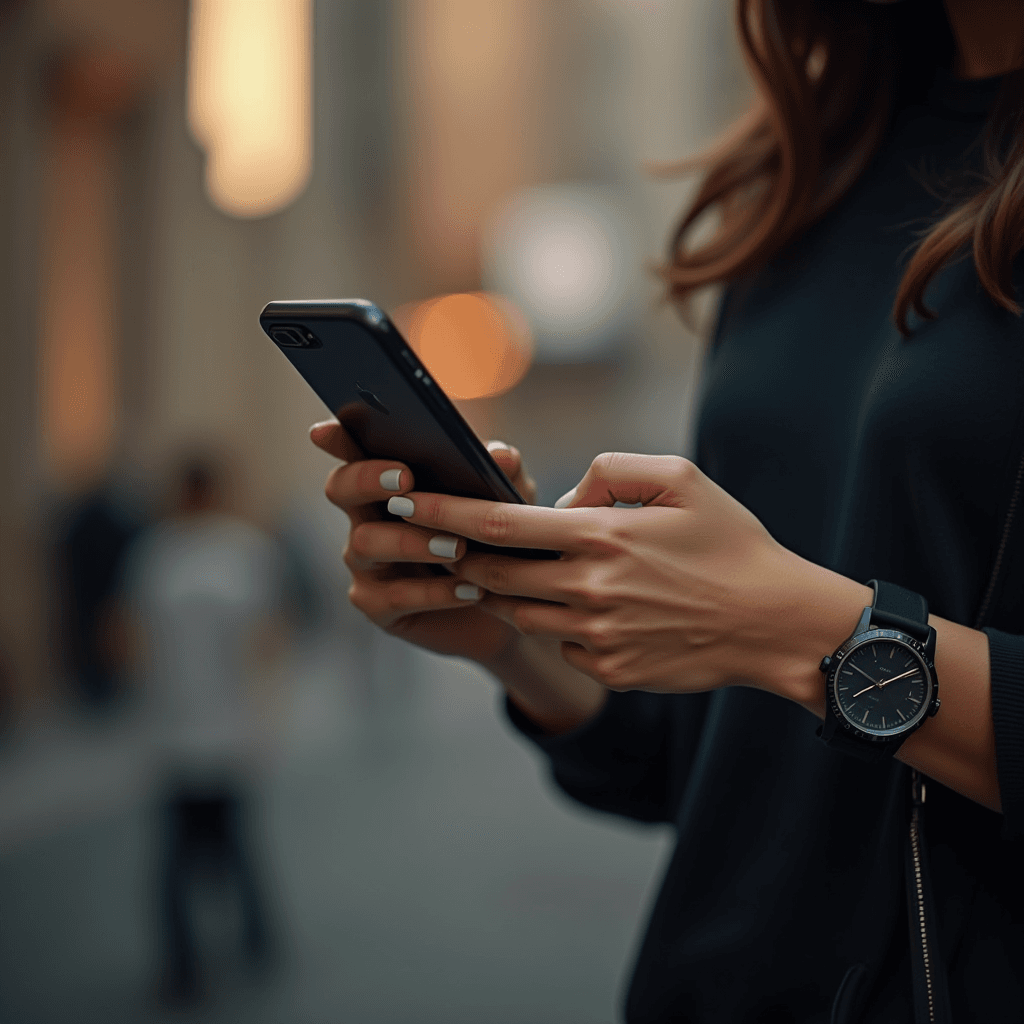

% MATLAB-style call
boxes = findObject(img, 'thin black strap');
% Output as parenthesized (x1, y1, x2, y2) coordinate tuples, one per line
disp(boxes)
(867, 579, 930, 640)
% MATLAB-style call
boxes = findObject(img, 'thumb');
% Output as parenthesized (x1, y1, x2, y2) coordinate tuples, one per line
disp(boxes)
(486, 439, 521, 478)
(554, 453, 699, 509)
(309, 419, 363, 461)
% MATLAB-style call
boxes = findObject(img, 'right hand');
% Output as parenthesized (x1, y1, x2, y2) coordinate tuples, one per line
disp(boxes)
(311, 420, 537, 666)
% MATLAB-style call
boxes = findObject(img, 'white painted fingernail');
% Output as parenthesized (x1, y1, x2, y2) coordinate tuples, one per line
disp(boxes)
(554, 486, 577, 509)
(486, 440, 510, 453)
(455, 584, 481, 601)
(379, 468, 404, 491)
(428, 535, 459, 559)
(388, 496, 415, 517)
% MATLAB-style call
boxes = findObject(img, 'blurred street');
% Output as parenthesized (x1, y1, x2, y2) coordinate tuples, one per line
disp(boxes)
(0, 634, 670, 1024)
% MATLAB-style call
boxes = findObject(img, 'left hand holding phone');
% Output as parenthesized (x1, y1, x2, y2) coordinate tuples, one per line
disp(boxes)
(310, 419, 537, 666)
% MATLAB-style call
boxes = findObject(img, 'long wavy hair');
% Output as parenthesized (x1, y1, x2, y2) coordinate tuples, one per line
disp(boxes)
(660, 0, 1024, 335)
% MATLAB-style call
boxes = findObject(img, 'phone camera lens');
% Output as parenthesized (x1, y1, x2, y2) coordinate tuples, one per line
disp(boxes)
(271, 325, 320, 348)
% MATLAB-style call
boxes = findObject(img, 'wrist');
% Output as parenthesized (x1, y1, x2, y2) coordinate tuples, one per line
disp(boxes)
(763, 552, 872, 715)
(482, 633, 608, 736)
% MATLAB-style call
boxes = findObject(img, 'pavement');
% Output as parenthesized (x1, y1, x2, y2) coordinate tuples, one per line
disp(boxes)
(0, 630, 671, 1024)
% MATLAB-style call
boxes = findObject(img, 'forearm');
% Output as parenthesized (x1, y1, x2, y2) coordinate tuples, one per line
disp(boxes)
(482, 635, 608, 736)
(772, 556, 1001, 813)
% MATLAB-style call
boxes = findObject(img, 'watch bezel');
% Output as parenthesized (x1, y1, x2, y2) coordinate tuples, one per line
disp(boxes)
(825, 628, 937, 743)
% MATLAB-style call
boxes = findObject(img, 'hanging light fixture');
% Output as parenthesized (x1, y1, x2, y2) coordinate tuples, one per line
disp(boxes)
(187, 0, 312, 218)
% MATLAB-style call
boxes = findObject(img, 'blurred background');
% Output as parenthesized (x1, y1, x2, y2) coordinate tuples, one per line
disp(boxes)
(0, 1, 749, 1021)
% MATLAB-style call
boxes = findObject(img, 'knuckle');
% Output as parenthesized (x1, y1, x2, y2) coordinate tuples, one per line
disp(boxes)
(324, 466, 346, 506)
(479, 506, 516, 545)
(582, 616, 615, 651)
(418, 495, 446, 529)
(385, 581, 415, 613)
(565, 568, 608, 608)
(672, 456, 697, 484)
(347, 581, 374, 618)
(357, 460, 384, 492)
(342, 543, 360, 571)
(592, 451, 629, 475)
(399, 528, 425, 559)
(596, 655, 630, 690)
(483, 561, 511, 593)
(348, 525, 372, 558)
(511, 606, 538, 636)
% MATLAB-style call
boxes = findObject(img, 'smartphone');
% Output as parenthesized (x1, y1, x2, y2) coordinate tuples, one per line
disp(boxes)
(259, 299, 557, 559)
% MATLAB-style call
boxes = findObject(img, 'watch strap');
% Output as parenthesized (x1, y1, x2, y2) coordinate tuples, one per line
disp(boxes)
(817, 716, 904, 762)
(866, 579, 929, 641)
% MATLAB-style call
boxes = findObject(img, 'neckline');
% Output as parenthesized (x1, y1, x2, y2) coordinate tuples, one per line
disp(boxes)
(927, 66, 1004, 117)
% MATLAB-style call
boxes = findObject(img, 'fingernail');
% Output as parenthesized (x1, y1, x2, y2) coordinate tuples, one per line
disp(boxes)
(387, 496, 415, 517)
(428, 535, 459, 559)
(455, 584, 481, 601)
(554, 486, 577, 509)
(309, 419, 337, 435)
(379, 468, 404, 491)
(486, 440, 510, 453)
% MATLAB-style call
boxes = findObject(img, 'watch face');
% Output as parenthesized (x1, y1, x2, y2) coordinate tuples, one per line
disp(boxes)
(832, 636, 932, 737)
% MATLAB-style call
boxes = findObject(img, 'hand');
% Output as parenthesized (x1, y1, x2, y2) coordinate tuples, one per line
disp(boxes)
(310, 420, 537, 665)
(387, 452, 868, 695)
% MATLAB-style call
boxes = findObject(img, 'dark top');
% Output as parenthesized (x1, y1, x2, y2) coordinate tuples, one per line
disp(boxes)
(506, 67, 1024, 1023)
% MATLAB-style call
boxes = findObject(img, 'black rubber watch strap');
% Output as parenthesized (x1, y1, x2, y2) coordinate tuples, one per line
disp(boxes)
(817, 719, 903, 762)
(867, 579, 930, 641)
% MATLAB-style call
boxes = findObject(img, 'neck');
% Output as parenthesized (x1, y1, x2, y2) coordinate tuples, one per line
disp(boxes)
(944, 0, 1024, 79)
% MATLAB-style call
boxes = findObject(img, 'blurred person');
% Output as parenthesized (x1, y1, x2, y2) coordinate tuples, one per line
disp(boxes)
(54, 478, 147, 711)
(309, 2, 1024, 1022)
(118, 453, 285, 1005)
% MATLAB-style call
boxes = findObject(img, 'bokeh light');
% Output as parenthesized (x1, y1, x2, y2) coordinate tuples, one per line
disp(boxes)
(393, 292, 533, 401)
(483, 184, 639, 362)
(187, 0, 312, 218)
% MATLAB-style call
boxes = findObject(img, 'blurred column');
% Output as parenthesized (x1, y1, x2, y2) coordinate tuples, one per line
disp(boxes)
(397, 0, 555, 295)
(0, 0, 184, 716)
(0, 2, 47, 714)
(38, 50, 143, 493)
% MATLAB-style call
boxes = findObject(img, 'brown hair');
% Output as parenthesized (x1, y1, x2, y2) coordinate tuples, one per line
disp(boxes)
(660, 0, 1024, 336)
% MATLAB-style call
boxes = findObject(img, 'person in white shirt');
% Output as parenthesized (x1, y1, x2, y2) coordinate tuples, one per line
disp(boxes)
(119, 455, 284, 1004)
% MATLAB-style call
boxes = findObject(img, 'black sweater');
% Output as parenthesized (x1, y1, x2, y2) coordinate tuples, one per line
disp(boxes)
(506, 68, 1024, 1023)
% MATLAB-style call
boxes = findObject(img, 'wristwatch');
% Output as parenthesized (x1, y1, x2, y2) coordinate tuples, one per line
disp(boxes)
(817, 579, 940, 762)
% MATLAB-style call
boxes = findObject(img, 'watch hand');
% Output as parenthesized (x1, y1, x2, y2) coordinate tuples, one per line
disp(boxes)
(852, 683, 877, 699)
(876, 667, 922, 688)
(848, 662, 880, 685)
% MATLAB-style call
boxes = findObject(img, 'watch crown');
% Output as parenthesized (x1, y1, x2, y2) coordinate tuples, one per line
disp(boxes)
(819, 656, 832, 673)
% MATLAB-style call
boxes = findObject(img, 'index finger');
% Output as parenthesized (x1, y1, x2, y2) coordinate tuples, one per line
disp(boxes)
(386, 491, 590, 552)
(309, 419, 363, 462)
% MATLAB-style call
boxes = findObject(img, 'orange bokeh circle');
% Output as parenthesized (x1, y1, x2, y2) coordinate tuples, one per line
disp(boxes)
(395, 292, 532, 401)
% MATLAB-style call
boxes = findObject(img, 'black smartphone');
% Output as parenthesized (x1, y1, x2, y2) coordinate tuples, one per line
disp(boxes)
(259, 299, 557, 559)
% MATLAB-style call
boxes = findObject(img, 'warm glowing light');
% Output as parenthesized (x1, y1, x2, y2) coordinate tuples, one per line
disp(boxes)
(187, 0, 312, 218)
(395, 293, 533, 401)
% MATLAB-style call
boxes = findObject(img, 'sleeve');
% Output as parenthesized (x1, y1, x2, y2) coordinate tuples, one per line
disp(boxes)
(982, 628, 1024, 839)
(503, 688, 711, 826)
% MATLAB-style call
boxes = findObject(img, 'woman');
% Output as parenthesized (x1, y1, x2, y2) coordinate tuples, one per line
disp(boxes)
(312, 1, 1023, 1020)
